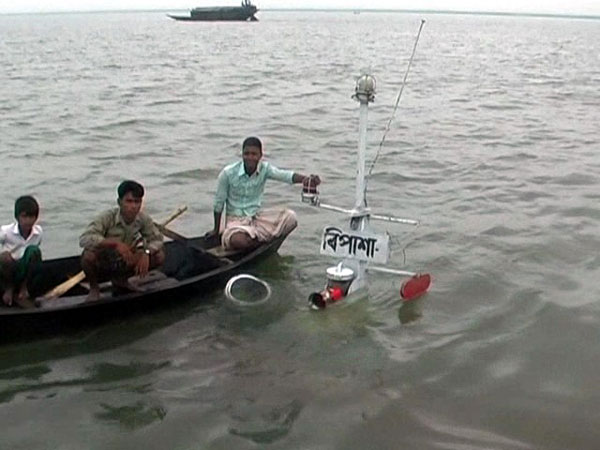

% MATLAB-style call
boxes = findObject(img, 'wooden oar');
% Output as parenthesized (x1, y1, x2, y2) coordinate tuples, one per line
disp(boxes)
(37, 205, 188, 303)
(155, 205, 188, 229)
(154, 223, 231, 265)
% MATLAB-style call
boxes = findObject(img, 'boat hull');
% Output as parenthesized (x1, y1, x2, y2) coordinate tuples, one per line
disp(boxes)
(168, 6, 258, 22)
(0, 232, 289, 341)
(168, 15, 257, 21)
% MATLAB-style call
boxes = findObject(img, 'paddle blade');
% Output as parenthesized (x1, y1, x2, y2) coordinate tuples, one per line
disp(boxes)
(400, 273, 431, 301)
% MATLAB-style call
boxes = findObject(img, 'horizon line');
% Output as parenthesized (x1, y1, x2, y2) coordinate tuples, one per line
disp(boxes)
(1, 7, 599, 20)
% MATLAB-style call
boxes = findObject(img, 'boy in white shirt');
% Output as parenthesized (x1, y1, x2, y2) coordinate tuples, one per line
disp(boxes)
(0, 196, 43, 306)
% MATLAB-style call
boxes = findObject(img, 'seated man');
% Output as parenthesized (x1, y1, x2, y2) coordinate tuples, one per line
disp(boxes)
(207, 136, 321, 251)
(79, 180, 164, 301)
(0, 196, 43, 306)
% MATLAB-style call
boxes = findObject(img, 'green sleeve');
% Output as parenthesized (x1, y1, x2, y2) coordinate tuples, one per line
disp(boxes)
(79, 210, 113, 249)
(213, 169, 229, 214)
(140, 213, 164, 252)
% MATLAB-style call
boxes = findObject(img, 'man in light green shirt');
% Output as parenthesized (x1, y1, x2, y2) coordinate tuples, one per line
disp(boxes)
(208, 136, 321, 251)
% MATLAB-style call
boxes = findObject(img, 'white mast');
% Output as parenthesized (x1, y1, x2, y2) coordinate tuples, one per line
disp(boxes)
(344, 74, 377, 293)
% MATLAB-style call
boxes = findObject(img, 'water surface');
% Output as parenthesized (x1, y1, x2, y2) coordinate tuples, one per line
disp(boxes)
(1, 10, 599, 449)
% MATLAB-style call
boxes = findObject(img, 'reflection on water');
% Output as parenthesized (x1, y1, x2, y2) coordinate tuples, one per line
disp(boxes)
(229, 399, 303, 444)
(398, 298, 423, 324)
(95, 401, 167, 430)
(1, 9, 600, 450)
(86, 361, 171, 384)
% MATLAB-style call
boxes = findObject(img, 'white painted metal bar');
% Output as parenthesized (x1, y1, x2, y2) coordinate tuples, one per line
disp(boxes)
(316, 203, 355, 215)
(316, 203, 418, 226)
(367, 265, 417, 277)
(370, 214, 419, 226)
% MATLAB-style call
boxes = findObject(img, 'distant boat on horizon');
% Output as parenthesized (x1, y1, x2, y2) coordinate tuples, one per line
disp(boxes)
(167, 0, 258, 21)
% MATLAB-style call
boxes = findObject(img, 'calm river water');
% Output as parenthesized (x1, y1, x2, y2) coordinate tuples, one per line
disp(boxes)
(1, 10, 599, 449)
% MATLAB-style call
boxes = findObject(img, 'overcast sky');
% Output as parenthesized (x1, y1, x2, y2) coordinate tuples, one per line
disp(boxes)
(2, 0, 600, 16)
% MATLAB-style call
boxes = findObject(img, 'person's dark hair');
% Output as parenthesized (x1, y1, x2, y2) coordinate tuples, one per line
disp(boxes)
(242, 136, 262, 152)
(14, 195, 39, 218)
(117, 180, 144, 199)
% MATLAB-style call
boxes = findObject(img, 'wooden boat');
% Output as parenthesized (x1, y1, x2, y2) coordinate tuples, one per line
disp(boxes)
(168, 0, 258, 22)
(0, 230, 291, 341)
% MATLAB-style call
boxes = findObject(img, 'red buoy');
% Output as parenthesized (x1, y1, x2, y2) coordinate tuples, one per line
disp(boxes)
(400, 274, 431, 301)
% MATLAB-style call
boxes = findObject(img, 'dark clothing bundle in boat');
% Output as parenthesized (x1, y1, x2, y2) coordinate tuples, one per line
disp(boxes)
(161, 240, 226, 280)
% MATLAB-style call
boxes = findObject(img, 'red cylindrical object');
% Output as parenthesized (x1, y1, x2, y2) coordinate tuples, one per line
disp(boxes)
(308, 287, 345, 309)
(328, 287, 343, 301)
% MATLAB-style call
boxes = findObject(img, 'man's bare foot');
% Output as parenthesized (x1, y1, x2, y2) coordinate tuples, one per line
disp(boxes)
(86, 287, 101, 302)
(17, 285, 30, 303)
(14, 294, 35, 309)
(2, 287, 14, 306)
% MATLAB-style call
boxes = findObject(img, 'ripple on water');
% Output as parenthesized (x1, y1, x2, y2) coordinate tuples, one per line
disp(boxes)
(1, 11, 600, 449)
(228, 399, 303, 445)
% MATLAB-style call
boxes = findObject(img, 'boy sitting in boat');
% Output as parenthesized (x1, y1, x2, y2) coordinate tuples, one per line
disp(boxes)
(79, 180, 165, 301)
(0, 196, 43, 307)
(206, 136, 321, 251)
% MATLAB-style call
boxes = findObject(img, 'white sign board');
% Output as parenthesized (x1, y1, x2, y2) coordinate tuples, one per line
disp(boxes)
(320, 226, 390, 264)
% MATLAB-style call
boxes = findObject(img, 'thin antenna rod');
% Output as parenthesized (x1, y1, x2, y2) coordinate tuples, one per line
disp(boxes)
(367, 19, 426, 179)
